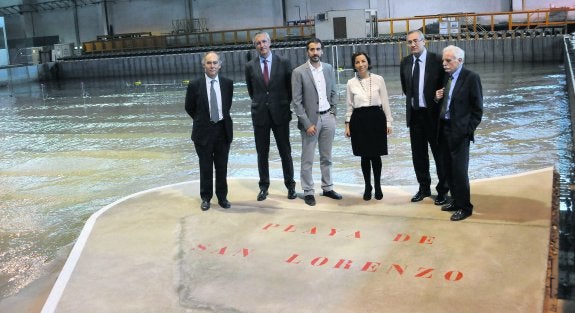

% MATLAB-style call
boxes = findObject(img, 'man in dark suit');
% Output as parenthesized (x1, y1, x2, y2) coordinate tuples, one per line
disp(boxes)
(400, 30, 448, 205)
(245, 31, 296, 201)
(435, 45, 483, 221)
(185, 51, 234, 211)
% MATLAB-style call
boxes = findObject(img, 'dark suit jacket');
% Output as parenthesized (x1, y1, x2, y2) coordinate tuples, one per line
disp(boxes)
(184, 75, 234, 145)
(245, 53, 293, 126)
(400, 51, 445, 127)
(440, 66, 483, 143)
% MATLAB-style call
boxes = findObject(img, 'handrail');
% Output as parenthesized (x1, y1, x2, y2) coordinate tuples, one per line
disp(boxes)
(563, 35, 575, 147)
(81, 8, 574, 54)
(379, 8, 575, 36)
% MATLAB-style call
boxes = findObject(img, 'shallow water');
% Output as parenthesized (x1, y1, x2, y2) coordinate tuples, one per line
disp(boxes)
(0, 62, 573, 301)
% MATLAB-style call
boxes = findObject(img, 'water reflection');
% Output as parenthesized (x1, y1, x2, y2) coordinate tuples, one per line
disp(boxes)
(0, 62, 573, 302)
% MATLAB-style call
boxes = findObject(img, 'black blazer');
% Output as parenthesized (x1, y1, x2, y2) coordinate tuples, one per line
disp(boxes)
(440, 66, 483, 143)
(184, 76, 234, 145)
(400, 51, 445, 127)
(245, 53, 293, 126)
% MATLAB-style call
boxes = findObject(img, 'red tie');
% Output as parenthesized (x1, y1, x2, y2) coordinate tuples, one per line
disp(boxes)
(263, 59, 269, 86)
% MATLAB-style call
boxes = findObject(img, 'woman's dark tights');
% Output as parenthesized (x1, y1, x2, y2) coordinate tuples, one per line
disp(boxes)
(361, 156, 383, 200)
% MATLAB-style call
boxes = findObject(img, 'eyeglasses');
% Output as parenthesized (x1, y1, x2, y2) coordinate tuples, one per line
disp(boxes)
(406, 38, 422, 45)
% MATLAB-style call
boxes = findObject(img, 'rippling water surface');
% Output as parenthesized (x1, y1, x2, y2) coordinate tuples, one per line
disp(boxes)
(0, 62, 573, 303)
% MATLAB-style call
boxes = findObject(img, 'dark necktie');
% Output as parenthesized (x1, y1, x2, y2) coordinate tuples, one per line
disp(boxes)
(440, 75, 453, 119)
(411, 57, 420, 110)
(263, 59, 269, 86)
(210, 80, 219, 123)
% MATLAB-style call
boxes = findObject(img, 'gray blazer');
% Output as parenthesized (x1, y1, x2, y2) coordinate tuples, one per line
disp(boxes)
(291, 61, 337, 131)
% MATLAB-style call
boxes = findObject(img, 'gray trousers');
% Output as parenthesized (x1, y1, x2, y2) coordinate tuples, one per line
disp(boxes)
(300, 113, 336, 196)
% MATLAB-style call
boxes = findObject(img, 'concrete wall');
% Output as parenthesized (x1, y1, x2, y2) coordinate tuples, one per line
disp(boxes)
(518, 0, 574, 10)
(315, 10, 370, 40)
(194, 0, 284, 31)
(4, 0, 573, 48)
(110, 0, 188, 35)
(53, 35, 564, 80)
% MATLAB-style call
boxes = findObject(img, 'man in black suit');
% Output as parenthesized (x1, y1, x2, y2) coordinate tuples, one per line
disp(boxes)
(245, 31, 296, 201)
(185, 51, 234, 211)
(435, 45, 483, 221)
(400, 30, 448, 205)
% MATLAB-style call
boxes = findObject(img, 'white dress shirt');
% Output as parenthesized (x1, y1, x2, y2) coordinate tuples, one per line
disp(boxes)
(308, 61, 331, 112)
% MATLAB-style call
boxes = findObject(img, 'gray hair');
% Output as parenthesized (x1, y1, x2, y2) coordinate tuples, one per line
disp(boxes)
(201, 51, 221, 65)
(252, 31, 271, 44)
(407, 30, 425, 41)
(443, 45, 465, 63)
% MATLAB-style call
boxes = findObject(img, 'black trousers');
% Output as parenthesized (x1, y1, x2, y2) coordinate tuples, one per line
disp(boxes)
(409, 108, 448, 194)
(440, 121, 473, 212)
(194, 122, 230, 201)
(254, 119, 295, 191)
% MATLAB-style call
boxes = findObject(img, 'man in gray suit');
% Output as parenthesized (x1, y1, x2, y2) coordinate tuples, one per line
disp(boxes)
(245, 31, 296, 202)
(291, 38, 343, 206)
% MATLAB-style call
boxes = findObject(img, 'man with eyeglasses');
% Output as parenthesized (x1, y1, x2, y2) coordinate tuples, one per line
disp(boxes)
(185, 51, 234, 211)
(400, 30, 449, 206)
(435, 45, 483, 221)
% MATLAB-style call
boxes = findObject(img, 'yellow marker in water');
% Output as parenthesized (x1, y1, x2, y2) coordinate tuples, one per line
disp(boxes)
(134, 81, 142, 86)
(182, 80, 190, 84)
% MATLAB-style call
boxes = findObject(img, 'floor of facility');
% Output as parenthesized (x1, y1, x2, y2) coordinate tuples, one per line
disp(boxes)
(38, 167, 567, 313)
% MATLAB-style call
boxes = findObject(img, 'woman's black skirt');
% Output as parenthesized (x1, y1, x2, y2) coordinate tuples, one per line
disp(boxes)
(350, 106, 388, 157)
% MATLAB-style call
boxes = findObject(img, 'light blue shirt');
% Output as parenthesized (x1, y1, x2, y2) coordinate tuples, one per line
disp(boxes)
(412, 49, 427, 108)
(445, 65, 462, 119)
(259, 52, 272, 74)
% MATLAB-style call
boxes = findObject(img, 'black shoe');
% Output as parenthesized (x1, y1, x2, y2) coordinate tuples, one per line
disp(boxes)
(434, 193, 448, 205)
(218, 199, 231, 209)
(257, 189, 268, 201)
(411, 190, 431, 202)
(200, 200, 210, 211)
(363, 185, 372, 201)
(304, 195, 316, 206)
(450, 209, 472, 221)
(287, 188, 297, 199)
(441, 202, 457, 212)
(374, 186, 383, 200)
(322, 190, 343, 200)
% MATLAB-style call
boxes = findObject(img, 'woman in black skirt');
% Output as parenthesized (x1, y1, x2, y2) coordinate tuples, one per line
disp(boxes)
(344, 52, 393, 200)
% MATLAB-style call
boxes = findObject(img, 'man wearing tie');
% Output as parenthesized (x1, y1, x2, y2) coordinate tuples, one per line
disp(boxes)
(185, 51, 234, 211)
(435, 45, 483, 221)
(245, 31, 297, 202)
(291, 37, 343, 206)
(400, 30, 448, 206)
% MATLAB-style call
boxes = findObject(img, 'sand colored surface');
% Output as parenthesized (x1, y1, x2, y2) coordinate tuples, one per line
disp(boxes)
(41, 168, 557, 313)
